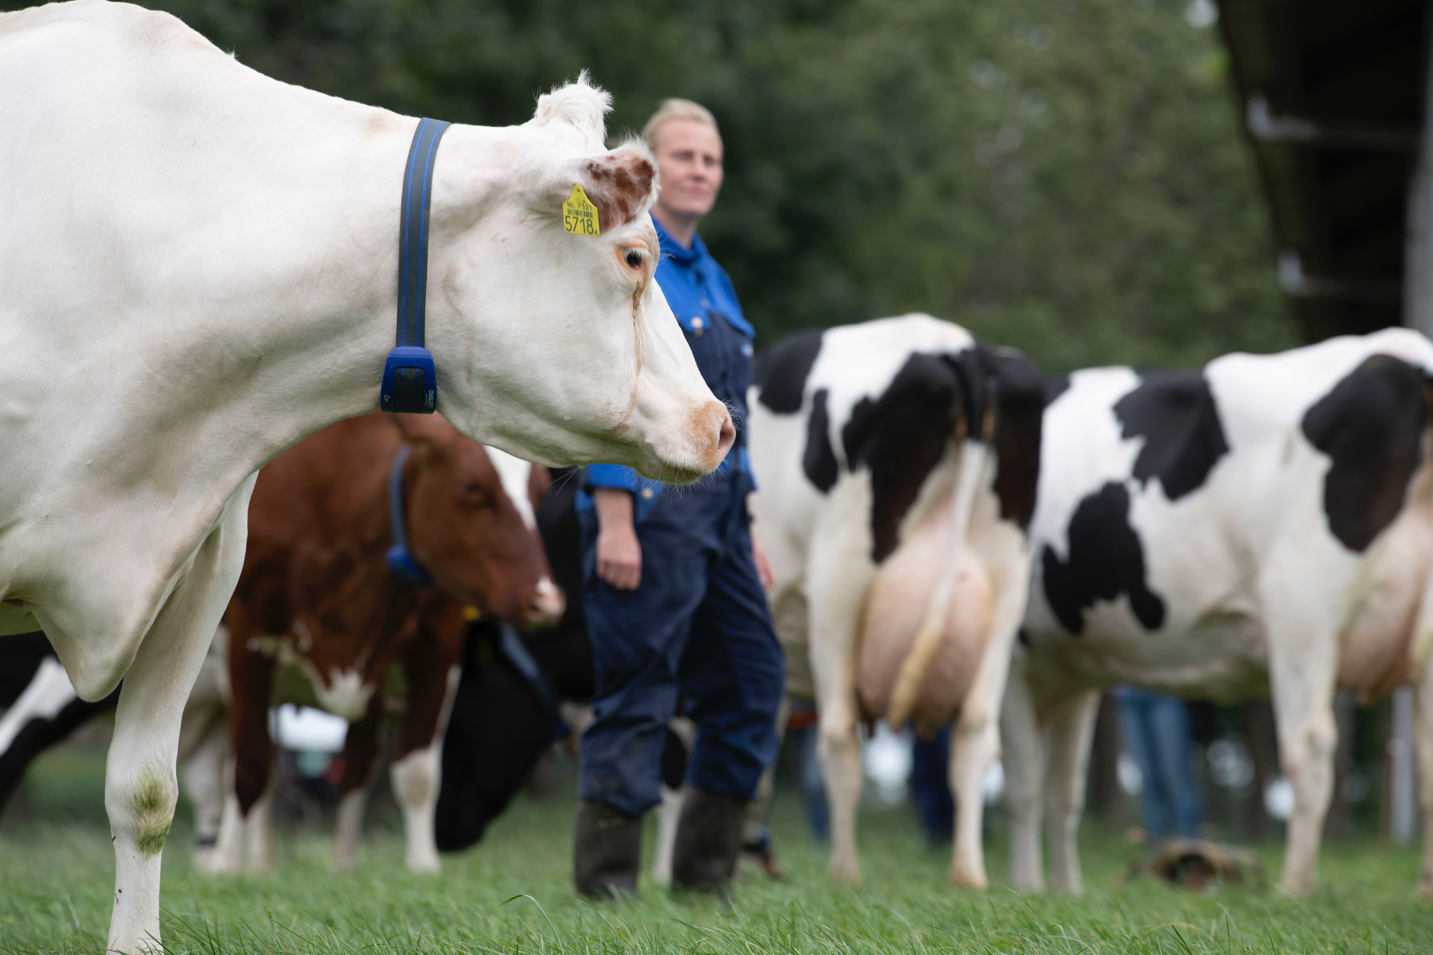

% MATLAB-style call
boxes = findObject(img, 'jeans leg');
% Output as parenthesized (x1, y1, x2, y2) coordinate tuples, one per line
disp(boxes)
(578, 512, 710, 817)
(679, 516, 785, 802)
(1149, 695, 1203, 838)
(910, 725, 954, 846)
(1118, 691, 1168, 839)
(793, 724, 829, 842)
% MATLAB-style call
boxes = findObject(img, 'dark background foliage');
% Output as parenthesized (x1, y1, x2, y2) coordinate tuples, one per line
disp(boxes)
(9, 0, 1299, 372)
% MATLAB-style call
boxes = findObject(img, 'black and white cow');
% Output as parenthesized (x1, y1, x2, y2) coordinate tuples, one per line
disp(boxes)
(1007, 328, 1433, 897)
(748, 313, 1044, 887)
(0, 632, 115, 812)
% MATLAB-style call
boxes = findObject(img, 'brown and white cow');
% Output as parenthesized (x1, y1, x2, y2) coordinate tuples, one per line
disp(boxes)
(210, 412, 560, 874)
(1009, 329, 1433, 897)
(747, 314, 1044, 888)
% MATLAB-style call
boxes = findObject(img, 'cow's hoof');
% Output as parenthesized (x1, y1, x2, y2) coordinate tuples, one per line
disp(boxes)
(1418, 874, 1433, 902)
(947, 866, 987, 891)
(829, 863, 863, 886)
(1276, 877, 1315, 897)
(406, 858, 441, 875)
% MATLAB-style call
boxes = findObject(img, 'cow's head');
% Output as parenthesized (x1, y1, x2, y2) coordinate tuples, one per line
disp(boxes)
(423, 74, 733, 483)
(395, 415, 564, 628)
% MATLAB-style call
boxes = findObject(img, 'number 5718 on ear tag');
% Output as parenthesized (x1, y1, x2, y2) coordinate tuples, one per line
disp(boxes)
(563, 183, 601, 236)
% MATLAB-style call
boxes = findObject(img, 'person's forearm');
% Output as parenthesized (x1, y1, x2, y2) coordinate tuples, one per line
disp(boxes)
(594, 487, 635, 532)
(593, 487, 642, 589)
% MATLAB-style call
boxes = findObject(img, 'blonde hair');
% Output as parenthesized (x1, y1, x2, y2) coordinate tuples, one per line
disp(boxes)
(641, 98, 719, 152)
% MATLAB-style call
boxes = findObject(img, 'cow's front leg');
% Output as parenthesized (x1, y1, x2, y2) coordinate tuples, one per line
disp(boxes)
(333, 697, 382, 873)
(1001, 650, 1045, 891)
(389, 605, 463, 874)
(105, 480, 253, 953)
(224, 600, 278, 872)
(1042, 689, 1100, 895)
(947, 571, 1024, 890)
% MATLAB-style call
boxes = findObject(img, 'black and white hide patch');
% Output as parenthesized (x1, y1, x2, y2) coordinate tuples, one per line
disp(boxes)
(753, 318, 1043, 564)
(1301, 354, 1430, 553)
(1040, 370, 1229, 637)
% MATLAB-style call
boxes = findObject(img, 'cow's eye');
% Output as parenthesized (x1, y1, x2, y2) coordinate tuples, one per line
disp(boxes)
(624, 249, 644, 270)
(463, 483, 490, 503)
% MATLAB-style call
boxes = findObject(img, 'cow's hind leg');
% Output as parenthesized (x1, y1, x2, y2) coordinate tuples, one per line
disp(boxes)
(182, 711, 230, 868)
(1263, 572, 1344, 897)
(1413, 658, 1433, 899)
(947, 572, 1024, 890)
(1042, 689, 1100, 895)
(807, 538, 873, 886)
(1001, 650, 1045, 891)
(105, 480, 253, 953)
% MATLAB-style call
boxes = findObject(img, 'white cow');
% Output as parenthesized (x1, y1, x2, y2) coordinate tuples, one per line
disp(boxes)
(0, 3, 730, 950)
(1007, 328, 1433, 897)
(748, 315, 1045, 887)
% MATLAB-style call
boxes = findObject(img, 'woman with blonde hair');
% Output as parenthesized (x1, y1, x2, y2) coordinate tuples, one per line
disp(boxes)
(573, 99, 784, 901)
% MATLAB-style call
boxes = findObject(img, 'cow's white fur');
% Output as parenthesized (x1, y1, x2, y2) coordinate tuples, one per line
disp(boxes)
(489, 448, 540, 531)
(749, 314, 1031, 888)
(0, 4, 726, 948)
(1009, 328, 1433, 897)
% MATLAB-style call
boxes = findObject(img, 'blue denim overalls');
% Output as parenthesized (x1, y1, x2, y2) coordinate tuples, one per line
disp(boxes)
(576, 216, 785, 816)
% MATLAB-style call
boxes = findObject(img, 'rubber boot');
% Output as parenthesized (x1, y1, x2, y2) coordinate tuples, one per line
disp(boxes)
(573, 800, 642, 900)
(671, 788, 747, 900)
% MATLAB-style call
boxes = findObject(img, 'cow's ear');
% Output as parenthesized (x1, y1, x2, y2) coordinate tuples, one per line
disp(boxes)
(392, 413, 458, 461)
(537, 145, 658, 234)
(530, 72, 612, 150)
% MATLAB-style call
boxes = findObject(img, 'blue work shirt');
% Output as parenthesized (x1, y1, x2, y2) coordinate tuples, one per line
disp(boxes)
(584, 215, 755, 516)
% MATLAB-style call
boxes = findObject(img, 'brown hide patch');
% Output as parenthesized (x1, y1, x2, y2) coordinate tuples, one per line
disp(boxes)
(528, 464, 553, 512)
(582, 153, 657, 232)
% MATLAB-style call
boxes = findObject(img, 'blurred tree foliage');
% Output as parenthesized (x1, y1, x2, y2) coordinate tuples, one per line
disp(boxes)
(14, 0, 1298, 371)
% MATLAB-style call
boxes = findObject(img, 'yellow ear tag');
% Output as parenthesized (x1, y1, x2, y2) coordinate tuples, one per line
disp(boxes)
(562, 183, 601, 237)
(462, 605, 480, 622)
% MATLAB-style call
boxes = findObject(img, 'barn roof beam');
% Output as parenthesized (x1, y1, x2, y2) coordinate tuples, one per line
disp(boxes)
(1247, 95, 1419, 150)
(1277, 250, 1402, 302)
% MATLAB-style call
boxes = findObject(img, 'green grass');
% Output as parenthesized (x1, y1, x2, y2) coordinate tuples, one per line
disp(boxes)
(2, 749, 1431, 954)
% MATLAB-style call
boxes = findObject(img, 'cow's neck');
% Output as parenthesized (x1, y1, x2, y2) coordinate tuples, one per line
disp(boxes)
(8, 109, 515, 618)
(126, 117, 516, 500)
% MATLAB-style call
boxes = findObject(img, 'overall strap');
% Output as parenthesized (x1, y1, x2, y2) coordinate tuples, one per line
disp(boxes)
(497, 622, 563, 737)
(382, 118, 452, 414)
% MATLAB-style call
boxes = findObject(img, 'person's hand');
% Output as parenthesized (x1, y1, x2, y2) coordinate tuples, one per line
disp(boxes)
(593, 488, 642, 590)
(750, 526, 776, 592)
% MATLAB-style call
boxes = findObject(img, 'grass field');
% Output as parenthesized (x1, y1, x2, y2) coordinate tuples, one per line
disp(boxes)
(2, 744, 1431, 954)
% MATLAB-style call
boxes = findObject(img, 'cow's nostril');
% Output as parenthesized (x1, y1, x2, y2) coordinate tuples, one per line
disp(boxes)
(717, 414, 736, 458)
(525, 581, 565, 624)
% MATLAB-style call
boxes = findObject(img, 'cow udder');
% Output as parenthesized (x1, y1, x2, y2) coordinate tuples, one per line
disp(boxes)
(855, 529, 992, 735)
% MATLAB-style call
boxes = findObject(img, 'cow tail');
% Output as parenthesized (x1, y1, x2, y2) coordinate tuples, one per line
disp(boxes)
(886, 400, 995, 727)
